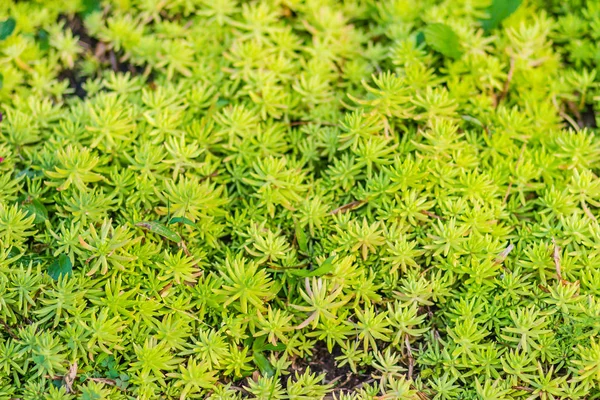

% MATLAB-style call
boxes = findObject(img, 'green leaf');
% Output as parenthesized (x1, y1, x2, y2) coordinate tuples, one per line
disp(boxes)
(262, 343, 286, 352)
(305, 255, 336, 276)
(253, 352, 275, 378)
(462, 115, 484, 127)
(168, 216, 197, 228)
(136, 221, 180, 242)
(481, 0, 522, 32)
(37, 29, 49, 51)
(0, 18, 15, 41)
(16, 168, 44, 180)
(287, 255, 335, 277)
(295, 223, 308, 253)
(48, 254, 73, 280)
(415, 31, 425, 47)
(21, 198, 48, 224)
(424, 23, 462, 59)
(81, 0, 102, 17)
(0, 73, 3, 90)
(216, 98, 230, 108)
(251, 336, 286, 353)
(251, 335, 265, 351)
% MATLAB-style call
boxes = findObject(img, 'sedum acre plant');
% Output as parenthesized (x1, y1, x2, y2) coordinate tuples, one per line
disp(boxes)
(1, 0, 600, 399)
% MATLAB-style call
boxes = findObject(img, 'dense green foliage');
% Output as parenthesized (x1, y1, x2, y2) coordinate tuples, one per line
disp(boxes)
(1, 0, 600, 398)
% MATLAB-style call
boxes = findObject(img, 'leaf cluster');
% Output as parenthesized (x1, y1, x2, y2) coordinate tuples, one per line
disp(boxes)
(1, 0, 600, 399)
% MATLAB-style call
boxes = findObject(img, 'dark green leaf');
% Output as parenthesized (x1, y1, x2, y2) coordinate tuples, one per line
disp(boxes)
(37, 29, 49, 51)
(48, 254, 73, 280)
(21, 199, 48, 224)
(50, 379, 63, 388)
(168, 216, 197, 228)
(424, 23, 462, 59)
(7, 247, 20, 259)
(305, 255, 336, 276)
(0, 18, 16, 41)
(253, 352, 275, 377)
(251, 335, 286, 352)
(295, 223, 308, 253)
(415, 31, 425, 47)
(0, 73, 3, 90)
(262, 342, 286, 352)
(481, 0, 522, 32)
(16, 168, 44, 179)
(216, 98, 230, 108)
(462, 115, 484, 127)
(248, 335, 261, 350)
(81, 0, 102, 17)
(287, 255, 335, 277)
(136, 221, 180, 242)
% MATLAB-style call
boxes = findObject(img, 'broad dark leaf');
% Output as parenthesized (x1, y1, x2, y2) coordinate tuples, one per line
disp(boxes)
(81, 0, 101, 17)
(0, 18, 15, 41)
(295, 223, 308, 253)
(481, 0, 522, 31)
(21, 198, 48, 224)
(37, 29, 49, 50)
(287, 255, 336, 277)
(424, 23, 462, 59)
(48, 254, 73, 280)
(253, 353, 275, 377)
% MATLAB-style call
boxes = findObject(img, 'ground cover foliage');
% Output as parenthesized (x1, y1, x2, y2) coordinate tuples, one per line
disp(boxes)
(1, 0, 600, 398)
